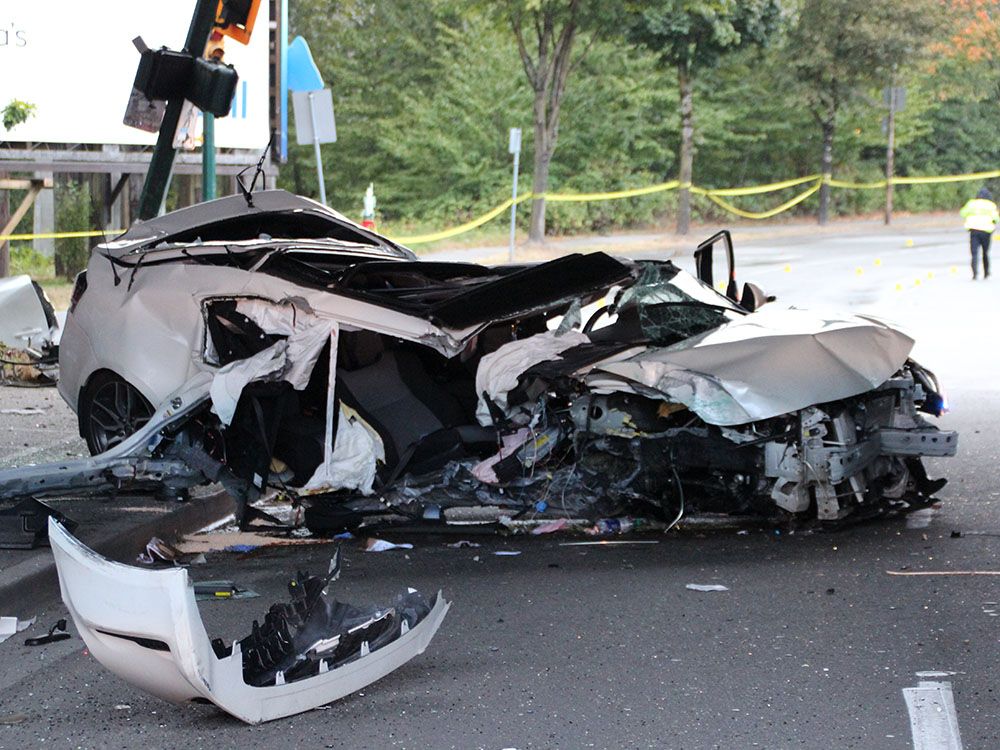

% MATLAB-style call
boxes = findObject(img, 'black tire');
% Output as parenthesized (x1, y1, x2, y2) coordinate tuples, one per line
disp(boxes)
(79, 371, 155, 455)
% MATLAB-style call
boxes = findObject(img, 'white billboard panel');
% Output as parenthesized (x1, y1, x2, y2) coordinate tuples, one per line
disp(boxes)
(0, 1, 270, 149)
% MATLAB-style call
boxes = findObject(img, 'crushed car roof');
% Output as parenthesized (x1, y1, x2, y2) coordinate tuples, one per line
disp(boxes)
(103, 189, 414, 258)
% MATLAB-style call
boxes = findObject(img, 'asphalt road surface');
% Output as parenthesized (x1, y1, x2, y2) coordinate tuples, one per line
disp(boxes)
(1, 221, 996, 749)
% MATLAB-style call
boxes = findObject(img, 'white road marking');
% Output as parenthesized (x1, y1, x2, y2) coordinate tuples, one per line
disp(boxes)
(903, 680, 964, 750)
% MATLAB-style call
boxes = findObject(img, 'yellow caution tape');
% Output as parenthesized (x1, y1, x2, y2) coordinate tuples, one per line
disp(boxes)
(0, 229, 122, 242)
(388, 176, 829, 243)
(392, 182, 682, 243)
(826, 177, 886, 190)
(390, 194, 531, 245)
(826, 168, 1000, 190)
(893, 168, 1000, 185)
(692, 174, 821, 197)
(542, 180, 680, 202)
(6, 166, 998, 246)
(702, 181, 822, 220)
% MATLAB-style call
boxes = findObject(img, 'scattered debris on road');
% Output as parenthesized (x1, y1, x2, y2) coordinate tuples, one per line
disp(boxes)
(175, 529, 331, 555)
(0, 615, 36, 644)
(364, 538, 414, 552)
(0, 498, 76, 550)
(23, 618, 71, 646)
(137, 536, 183, 565)
(685, 583, 729, 592)
(192, 581, 259, 601)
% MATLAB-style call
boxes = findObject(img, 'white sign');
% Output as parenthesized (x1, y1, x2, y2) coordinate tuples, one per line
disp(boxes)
(292, 89, 336, 145)
(508, 127, 522, 155)
(0, 0, 270, 149)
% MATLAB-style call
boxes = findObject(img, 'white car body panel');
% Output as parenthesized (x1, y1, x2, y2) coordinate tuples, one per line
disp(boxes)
(60, 250, 465, 414)
(584, 307, 915, 426)
(0, 274, 57, 350)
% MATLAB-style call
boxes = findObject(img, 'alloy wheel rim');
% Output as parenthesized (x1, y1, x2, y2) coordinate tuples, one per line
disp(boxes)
(88, 380, 153, 453)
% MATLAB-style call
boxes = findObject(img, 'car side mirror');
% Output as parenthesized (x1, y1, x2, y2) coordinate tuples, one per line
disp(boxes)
(694, 230, 738, 302)
(739, 282, 773, 312)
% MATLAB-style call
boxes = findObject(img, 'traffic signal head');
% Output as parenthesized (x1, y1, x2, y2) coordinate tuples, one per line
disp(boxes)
(214, 0, 261, 45)
(190, 58, 239, 117)
(132, 47, 238, 118)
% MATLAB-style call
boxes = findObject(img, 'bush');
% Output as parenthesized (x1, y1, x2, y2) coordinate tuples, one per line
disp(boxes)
(54, 181, 91, 280)
(9, 245, 53, 278)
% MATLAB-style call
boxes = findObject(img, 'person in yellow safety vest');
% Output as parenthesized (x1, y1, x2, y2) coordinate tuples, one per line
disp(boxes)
(960, 187, 999, 280)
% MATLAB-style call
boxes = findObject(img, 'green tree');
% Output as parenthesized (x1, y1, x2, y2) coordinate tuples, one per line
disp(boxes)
(344, 13, 675, 235)
(786, 0, 942, 224)
(626, 0, 781, 234)
(542, 39, 677, 232)
(54, 181, 91, 280)
(273, 0, 992, 236)
(499, 0, 622, 241)
(284, 0, 458, 215)
(374, 18, 530, 221)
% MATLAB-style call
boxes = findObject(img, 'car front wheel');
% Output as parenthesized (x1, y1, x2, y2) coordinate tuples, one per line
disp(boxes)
(79, 371, 155, 455)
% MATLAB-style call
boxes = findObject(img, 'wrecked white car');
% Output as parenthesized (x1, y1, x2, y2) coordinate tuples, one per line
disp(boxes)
(0, 189, 956, 529)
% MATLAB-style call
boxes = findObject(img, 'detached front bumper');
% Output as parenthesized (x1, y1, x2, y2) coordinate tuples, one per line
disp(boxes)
(49, 519, 450, 724)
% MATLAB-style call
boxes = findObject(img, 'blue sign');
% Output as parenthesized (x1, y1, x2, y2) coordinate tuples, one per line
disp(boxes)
(287, 36, 324, 92)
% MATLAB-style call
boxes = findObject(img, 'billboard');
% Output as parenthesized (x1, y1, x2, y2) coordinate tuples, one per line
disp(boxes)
(0, 1, 270, 149)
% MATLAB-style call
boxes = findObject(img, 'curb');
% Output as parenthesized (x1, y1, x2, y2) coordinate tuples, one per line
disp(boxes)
(0, 490, 235, 615)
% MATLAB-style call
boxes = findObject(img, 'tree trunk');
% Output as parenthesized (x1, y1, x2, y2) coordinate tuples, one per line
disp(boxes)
(0, 173, 9, 277)
(818, 120, 834, 225)
(676, 64, 695, 236)
(511, 4, 579, 244)
(529, 92, 552, 243)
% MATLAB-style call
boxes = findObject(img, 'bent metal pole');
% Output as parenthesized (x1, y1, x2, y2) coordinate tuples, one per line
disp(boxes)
(138, 0, 218, 220)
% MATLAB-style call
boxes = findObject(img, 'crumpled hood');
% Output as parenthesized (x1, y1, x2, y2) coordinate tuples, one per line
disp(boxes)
(586, 307, 915, 426)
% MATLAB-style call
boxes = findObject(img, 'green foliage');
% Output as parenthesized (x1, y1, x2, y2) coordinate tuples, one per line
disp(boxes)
(375, 19, 528, 222)
(283, 0, 458, 218)
(786, 0, 942, 123)
(276, 0, 999, 234)
(626, 0, 782, 70)
(283, 2, 682, 233)
(691, 47, 813, 186)
(9, 245, 53, 278)
(542, 41, 678, 232)
(2, 99, 35, 131)
(54, 181, 91, 280)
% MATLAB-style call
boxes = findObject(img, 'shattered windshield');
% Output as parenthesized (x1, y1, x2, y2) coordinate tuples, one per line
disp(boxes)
(615, 263, 743, 343)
